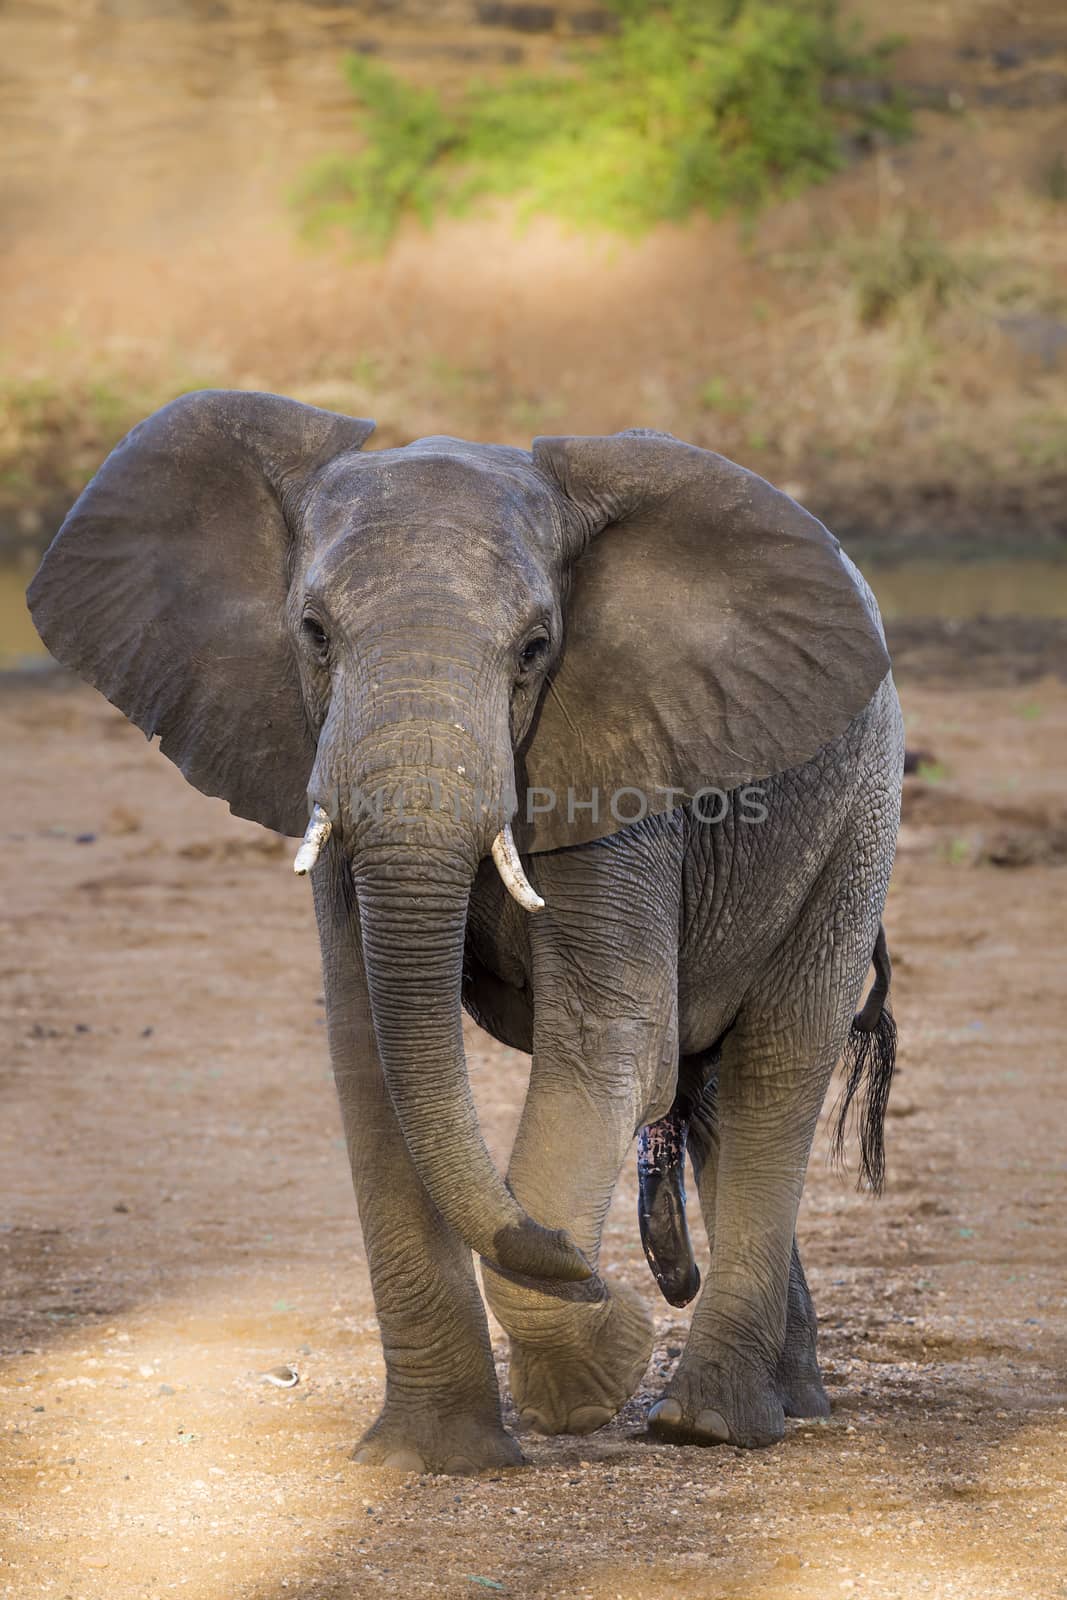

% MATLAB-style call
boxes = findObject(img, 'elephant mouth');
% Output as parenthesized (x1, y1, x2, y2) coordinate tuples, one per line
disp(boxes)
(294, 806, 545, 913)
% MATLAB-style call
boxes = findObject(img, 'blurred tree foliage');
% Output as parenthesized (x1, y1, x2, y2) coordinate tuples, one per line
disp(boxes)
(295, 0, 907, 248)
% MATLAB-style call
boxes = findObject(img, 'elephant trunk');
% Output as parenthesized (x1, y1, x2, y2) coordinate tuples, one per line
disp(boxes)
(354, 852, 586, 1280)
(321, 642, 586, 1283)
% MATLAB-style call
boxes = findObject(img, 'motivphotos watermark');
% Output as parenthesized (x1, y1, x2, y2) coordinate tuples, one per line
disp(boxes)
(346, 778, 769, 827)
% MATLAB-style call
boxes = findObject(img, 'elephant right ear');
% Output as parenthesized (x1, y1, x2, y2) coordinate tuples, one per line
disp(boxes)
(27, 389, 375, 835)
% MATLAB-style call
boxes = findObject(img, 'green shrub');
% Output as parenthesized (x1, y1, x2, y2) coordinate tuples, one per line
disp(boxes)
(698, 374, 750, 415)
(1038, 151, 1067, 204)
(295, 0, 908, 249)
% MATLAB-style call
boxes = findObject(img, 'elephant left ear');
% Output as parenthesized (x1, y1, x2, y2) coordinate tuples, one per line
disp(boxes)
(520, 431, 891, 852)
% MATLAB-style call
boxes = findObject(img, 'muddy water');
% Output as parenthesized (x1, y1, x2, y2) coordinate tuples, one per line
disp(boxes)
(863, 557, 1067, 622)
(1, 557, 46, 669)
(4, 554, 1067, 670)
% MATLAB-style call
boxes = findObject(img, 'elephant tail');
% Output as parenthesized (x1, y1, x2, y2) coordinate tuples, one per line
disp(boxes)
(832, 923, 897, 1193)
(854, 921, 892, 1033)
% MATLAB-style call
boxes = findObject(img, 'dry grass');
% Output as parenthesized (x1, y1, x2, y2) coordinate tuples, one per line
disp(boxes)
(4, 183, 1063, 537)
(2, 0, 1066, 541)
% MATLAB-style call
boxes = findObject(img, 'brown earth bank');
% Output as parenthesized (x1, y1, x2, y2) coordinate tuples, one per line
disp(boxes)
(1, 660, 1065, 1600)
(3, 0, 1066, 553)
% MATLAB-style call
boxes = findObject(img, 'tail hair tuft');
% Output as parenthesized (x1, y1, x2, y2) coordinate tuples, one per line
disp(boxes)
(831, 1005, 897, 1193)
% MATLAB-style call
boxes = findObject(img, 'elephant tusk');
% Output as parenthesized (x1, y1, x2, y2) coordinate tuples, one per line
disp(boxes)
(293, 805, 332, 876)
(491, 823, 545, 913)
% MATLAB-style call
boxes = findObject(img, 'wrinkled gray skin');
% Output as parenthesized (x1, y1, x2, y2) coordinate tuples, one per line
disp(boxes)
(28, 392, 904, 1475)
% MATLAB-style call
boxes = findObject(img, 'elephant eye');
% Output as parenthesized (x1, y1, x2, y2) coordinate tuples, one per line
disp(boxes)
(518, 632, 550, 673)
(302, 614, 329, 658)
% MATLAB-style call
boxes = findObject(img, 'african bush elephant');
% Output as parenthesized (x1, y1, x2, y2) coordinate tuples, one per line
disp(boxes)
(28, 390, 903, 1475)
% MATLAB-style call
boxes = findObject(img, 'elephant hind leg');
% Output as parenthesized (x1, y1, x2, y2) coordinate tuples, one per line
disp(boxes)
(777, 1238, 831, 1419)
(649, 831, 884, 1448)
(642, 1065, 829, 1419)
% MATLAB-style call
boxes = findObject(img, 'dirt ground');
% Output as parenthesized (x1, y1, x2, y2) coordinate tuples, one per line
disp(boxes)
(1, 660, 1066, 1600)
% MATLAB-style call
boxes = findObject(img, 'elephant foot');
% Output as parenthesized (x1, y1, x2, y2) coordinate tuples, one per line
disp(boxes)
(647, 1353, 785, 1449)
(502, 1284, 654, 1437)
(776, 1337, 830, 1419)
(777, 1369, 831, 1419)
(352, 1406, 524, 1476)
(776, 1265, 830, 1418)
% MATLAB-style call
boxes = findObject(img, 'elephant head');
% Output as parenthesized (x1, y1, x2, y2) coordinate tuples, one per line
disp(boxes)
(27, 390, 890, 1283)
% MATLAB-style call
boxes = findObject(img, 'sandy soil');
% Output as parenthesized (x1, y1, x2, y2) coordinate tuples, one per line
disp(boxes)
(1, 668, 1066, 1600)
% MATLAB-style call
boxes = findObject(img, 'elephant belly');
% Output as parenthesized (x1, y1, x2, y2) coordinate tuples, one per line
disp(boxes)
(462, 947, 534, 1055)
(464, 863, 535, 1052)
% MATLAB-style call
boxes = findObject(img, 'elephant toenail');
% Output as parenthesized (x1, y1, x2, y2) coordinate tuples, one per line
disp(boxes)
(568, 1405, 613, 1435)
(352, 1445, 373, 1464)
(694, 1408, 731, 1443)
(381, 1448, 426, 1472)
(520, 1408, 547, 1434)
(648, 1398, 683, 1428)
(442, 1455, 477, 1475)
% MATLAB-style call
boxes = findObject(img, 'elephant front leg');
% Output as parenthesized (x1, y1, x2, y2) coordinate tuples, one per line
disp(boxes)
(482, 850, 681, 1436)
(481, 1022, 660, 1436)
(313, 862, 520, 1476)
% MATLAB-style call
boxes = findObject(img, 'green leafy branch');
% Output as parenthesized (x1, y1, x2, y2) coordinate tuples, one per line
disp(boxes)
(294, 0, 908, 250)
